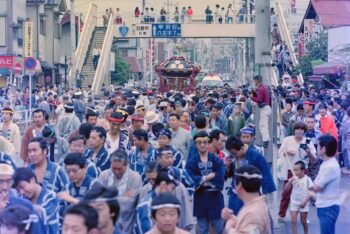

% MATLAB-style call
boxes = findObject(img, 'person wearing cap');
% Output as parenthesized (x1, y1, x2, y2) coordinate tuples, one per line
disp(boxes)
(12, 167, 60, 234)
(0, 107, 21, 164)
(239, 127, 264, 156)
(83, 183, 121, 234)
(249, 75, 272, 148)
(185, 131, 225, 234)
(128, 114, 144, 146)
(225, 136, 276, 215)
(168, 114, 192, 162)
(281, 98, 295, 137)
(303, 97, 316, 118)
(227, 103, 245, 137)
(99, 149, 142, 233)
(63, 153, 98, 200)
(21, 109, 47, 163)
(97, 106, 113, 132)
(209, 104, 227, 133)
(156, 146, 195, 198)
(54, 96, 69, 120)
(129, 129, 156, 183)
(86, 126, 110, 172)
(148, 92, 157, 112)
(136, 170, 182, 234)
(105, 111, 130, 155)
(136, 105, 146, 117)
(72, 92, 84, 122)
(85, 108, 99, 127)
(222, 165, 271, 234)
(155, 129, 183, 168)
(56, 102, 81, 138)
(0, 162, 47, 233)
(158, 100, 169, 125)
(146, 193, 190, 234)
(42, 125, 69, 164)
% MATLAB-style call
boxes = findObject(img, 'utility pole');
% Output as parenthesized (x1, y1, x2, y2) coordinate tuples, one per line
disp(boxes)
(70, 0, 76, 89)
(142, 0, 146, 13)
(255, 0, 279, 228)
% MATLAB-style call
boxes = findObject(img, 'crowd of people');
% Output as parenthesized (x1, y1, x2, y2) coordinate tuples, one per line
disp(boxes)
(101, 2, 255, 26)
(0, 67, 347, 234)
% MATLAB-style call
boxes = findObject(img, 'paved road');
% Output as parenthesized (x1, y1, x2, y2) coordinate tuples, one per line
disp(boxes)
(273, 175, 350, 234)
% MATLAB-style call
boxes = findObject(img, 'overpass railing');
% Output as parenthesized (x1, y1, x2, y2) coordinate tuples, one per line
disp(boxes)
(275, 2, 304, 85)
(91, 13, 116, 94)
(69, 3, 97, 86)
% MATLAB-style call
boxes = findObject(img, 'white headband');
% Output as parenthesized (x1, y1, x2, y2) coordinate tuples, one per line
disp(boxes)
(151, 204, 181, 210)
(235, 172, 263, 179)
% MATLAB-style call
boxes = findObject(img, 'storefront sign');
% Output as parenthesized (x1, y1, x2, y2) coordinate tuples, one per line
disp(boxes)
(24, 21, 34, 57)
(0, 56, 14, 68)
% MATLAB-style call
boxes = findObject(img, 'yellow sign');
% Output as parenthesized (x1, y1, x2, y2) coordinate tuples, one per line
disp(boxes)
(24, 21, 33, 57)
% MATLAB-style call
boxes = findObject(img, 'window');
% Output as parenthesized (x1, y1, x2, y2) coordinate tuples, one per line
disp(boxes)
(54, 22, 61, 39)
(0, 17, 5, 46)
(17, 20, 23, 47)
(121, 49, 128, 57)
(40, 17, 46, 35)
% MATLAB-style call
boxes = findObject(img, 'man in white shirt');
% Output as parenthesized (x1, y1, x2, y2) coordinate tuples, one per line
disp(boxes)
(312, 134, 341, 234)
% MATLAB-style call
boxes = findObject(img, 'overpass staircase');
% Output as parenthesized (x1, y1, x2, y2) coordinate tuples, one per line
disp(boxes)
(81, 27, 106, 88)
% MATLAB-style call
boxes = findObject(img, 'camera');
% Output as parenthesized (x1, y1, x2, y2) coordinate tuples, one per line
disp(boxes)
(300, 138, 311, 150)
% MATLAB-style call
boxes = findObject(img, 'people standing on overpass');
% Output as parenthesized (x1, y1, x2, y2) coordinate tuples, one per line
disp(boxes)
(160, 7, 166, 22)
(205, 6, 212, 24)
(135, 7, 140, 23)
(173, 7, 180, 23)
(115, 8, 122, 24)
(149, 8, 156, 23)
(181, 7, 186, 23)
(144, 7, 150, 23)
(227, 4, 235, 24)
(186, 6, 193, 24)
(214, 4, 220, 23)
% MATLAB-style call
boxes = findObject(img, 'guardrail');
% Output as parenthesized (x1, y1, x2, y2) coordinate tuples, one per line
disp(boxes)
(69, 2, 98, 86)
(91, 13, 117, 94)
(275, 2, 304, 85)
(96, 12, 256, 25)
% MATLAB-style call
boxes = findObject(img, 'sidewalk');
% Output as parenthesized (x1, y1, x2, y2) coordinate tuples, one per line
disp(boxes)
(273, 175, 350, 234)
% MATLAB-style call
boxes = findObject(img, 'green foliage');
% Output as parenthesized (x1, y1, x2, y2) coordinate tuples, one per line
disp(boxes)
(111, 55, 130, 85)
(296, 30, 328, 78)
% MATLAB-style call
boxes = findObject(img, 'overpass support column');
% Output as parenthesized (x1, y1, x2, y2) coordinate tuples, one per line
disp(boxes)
(254, 0, 280, 229)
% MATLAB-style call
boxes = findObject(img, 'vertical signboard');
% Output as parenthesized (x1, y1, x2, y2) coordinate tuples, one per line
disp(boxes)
(24, 21, 33, 57)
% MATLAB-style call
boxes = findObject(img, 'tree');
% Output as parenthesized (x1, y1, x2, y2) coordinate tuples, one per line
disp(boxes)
(111, 55, 130, 85)
(297, 30, 328, 78)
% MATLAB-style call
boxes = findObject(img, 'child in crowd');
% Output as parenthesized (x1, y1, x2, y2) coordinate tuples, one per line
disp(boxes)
(285, 161, 313, 234)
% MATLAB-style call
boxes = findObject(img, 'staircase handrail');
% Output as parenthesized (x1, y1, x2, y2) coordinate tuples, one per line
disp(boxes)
(69, 3, 97, 82)
(275, 2, 304, 85)
(91, 13, 116, 94)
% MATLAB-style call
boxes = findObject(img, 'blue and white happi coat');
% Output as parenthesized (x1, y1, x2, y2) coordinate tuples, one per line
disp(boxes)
(28, 159, 69, 193)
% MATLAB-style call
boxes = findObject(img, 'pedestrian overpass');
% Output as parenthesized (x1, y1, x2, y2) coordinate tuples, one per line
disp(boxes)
(72, 2, 297, 94)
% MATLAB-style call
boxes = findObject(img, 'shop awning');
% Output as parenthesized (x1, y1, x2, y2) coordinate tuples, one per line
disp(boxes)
(125, 57, 143, 73)
(313, 63, 348, 75)
(308, 75, 324, 81)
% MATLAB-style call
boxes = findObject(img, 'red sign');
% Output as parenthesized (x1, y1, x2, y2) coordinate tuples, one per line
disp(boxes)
(0, 56, 14, 68)
(14, 63, 22, 75)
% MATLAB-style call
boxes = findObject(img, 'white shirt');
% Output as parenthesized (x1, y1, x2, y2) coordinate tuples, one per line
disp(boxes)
(314, 157, 341, 208)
